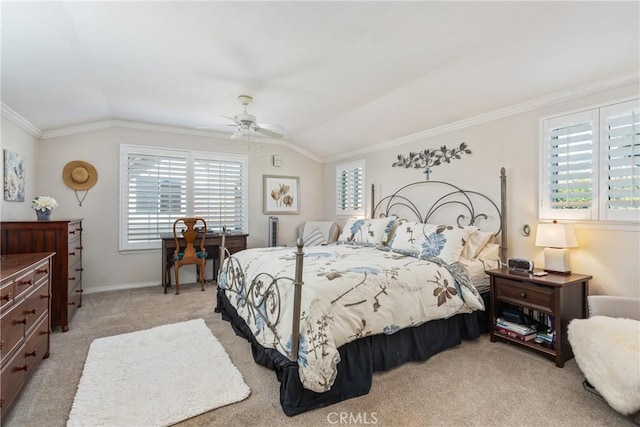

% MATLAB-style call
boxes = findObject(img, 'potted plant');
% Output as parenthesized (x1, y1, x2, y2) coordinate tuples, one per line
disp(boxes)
(31, 196, 58, 220)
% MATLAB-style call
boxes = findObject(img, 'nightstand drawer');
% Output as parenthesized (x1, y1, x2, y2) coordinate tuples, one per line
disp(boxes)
(495, 278, 554, 311)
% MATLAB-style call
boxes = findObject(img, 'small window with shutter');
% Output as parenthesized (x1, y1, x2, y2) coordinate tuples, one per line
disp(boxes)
(336, 160, 365, 216)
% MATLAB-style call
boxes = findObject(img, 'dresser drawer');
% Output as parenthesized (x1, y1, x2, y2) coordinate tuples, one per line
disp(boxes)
(13, 270, 35, 300)
(0, 281, 15, 311)
(0, 345, 29, 416)
(67, 241, 82, 268)
(67, 267, 81, 294)
(23, 281, 50, 333)
(68, 283, 82, 315)
(495, 278, 554, 311)
(33, 260, 51, 286)
(1, 303, 26, 363)
(68, 221, 83, 239)
(22, 313, 49, 373)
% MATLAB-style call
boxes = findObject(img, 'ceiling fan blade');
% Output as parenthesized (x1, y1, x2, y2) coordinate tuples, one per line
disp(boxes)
(255, 123, 285, 139)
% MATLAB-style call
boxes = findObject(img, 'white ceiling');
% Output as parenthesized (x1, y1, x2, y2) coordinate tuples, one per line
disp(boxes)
(2, 1, 639, 162)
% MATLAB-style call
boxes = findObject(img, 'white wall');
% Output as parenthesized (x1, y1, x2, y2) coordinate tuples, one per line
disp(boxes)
(4, 125, 322, 293)
(0, 117, 39, 219)
(323, 83, 640, 298)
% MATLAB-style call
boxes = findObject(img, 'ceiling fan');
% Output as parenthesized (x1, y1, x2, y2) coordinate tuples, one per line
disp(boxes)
(222, 95, 285, 140)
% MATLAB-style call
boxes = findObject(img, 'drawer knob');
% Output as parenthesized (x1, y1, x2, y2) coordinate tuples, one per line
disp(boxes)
(25, 350, 37, 358)
(76, 288, 84, 293)
(15, 318, 27, 325)
(0, 340, 4, 349)
(520, 292, 526, 298)
(36, 268, 49, 274)
(14, 364, 29, 372)
(76, 246, 83, 250)
(1, 293, 11, 301)
(19, 279, 33, 286)
(69, 230, 76, 235)
(40, 294, 51, 300)
(69, 301, 76, 306)
(76, 268, 84, 272)
(25, 308, 37, 315)
(69, 277, 76, 281)
(69, 251, 76, 256)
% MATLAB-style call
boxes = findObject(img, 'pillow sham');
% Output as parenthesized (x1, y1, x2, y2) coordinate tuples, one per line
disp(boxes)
(338, 217, 397, 245)
(461, 230, 495, 260)
(388, 221, 476, 264)
(477, 242, 500, 261)
(302, 227, 328, 246)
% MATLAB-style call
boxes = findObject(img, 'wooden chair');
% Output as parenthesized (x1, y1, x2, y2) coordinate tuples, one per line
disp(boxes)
(172, 217, 208, 295)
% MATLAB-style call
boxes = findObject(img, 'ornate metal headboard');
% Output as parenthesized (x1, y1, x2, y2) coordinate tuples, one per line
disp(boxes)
(371, 168, 507, 262)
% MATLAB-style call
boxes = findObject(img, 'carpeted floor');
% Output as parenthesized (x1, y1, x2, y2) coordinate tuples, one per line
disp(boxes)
(3, 282, 635, 427)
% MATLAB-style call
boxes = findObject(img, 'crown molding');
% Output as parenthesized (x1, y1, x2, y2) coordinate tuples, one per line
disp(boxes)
(40, 120, 113, 139)
(323, 75, 640, 164)
(1, 103, 43, 138)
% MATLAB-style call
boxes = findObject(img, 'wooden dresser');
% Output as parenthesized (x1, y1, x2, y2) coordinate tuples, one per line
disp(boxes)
(1, 252, 54, 421)
(1, 220, 83, 331)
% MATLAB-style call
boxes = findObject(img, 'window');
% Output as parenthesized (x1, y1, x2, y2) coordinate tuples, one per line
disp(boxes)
(120, 145, 248, 250)
(336, 160, 365, 216)
(540, 99, 639, 222)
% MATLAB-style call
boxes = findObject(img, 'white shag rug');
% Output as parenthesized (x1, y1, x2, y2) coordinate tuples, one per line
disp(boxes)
(568, 315, 640, 416)
(67, 319, 250, 427)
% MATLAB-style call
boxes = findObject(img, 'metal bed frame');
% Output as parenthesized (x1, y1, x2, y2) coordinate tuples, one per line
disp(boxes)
(218, 167, 507, 362)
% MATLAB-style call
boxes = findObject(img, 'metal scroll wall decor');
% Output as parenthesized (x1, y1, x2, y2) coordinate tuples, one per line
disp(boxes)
(392, 142, 471, 180)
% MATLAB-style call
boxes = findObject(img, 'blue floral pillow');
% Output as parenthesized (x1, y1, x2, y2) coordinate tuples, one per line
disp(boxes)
(338, 218, 397, 245)
(388, 221, 476, 264)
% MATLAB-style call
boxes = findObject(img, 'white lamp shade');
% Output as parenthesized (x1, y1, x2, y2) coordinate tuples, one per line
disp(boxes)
(535, 223, 578, 248)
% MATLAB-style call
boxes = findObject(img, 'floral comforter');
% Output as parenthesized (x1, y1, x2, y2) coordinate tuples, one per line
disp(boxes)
(219, 243, 484, 393)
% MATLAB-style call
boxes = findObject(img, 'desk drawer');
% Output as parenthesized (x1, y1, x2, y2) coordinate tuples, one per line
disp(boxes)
(495, 278, 554, 311)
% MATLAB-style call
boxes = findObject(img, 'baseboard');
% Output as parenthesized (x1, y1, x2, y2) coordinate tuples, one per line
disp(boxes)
(83, 281, 159, 295)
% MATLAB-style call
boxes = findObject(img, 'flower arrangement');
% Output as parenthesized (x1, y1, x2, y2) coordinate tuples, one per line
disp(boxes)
(31, 196, 58, 211)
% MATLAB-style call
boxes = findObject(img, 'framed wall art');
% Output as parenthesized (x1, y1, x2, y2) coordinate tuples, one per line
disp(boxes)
(263, 175, 299, 214)
(3, 149, 25, 202)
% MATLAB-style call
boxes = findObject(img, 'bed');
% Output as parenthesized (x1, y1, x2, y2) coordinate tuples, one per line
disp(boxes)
(215, 168, 507, 415)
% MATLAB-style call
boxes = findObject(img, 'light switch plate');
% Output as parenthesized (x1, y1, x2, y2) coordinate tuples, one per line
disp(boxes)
(272, 155, 282, 167)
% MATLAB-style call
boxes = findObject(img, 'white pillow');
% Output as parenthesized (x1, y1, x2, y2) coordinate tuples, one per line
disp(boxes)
(477, 242, 500, 260)
(303, 227, 328, 246)
(461, 230, 494, 259)
(388, 221, 476, 264)
(338, 218, 397, 245)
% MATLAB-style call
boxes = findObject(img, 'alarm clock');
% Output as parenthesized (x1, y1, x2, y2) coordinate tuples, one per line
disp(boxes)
(507, 258, 534, 273)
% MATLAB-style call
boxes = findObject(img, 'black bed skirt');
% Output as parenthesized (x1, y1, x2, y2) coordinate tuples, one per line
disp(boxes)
(215, 287, 486, 416)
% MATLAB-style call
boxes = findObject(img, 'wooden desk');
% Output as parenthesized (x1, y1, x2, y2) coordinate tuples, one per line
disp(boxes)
(161, 232, 247, 293)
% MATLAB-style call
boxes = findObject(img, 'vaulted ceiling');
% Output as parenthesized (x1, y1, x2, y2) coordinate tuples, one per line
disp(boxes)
(2, 1, 639, 162)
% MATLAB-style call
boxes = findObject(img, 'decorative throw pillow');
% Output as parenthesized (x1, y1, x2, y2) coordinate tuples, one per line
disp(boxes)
(461, 230, 494, 260)
(303, 227, 328, 246)
(338, 217, 397, 245)
(388, 221, 476, 264)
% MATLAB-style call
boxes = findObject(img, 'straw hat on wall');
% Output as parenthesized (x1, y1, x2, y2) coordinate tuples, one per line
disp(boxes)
(62, 160, 98, 191)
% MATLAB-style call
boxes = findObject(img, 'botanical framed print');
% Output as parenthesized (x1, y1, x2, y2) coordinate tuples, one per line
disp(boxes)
(263, 175, 299, 214)
(3, 149, 25, 202)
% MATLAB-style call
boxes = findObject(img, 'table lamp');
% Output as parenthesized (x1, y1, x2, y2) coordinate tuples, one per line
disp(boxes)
(535, 220, 578, 274)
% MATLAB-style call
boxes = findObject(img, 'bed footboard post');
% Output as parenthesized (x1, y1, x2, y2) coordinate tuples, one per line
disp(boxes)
(218, 226, 227, 283)
(290, 238, 305, 361)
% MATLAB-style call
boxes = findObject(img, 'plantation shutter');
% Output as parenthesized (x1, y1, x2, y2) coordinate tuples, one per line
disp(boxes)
(600, 100, 640, 220)
(126, 150, 187, 245)
(336, 161, 365, 215)
(120, 145, 248, 250)
(541, 110, 597, 220)
(194, 156, 246, 232)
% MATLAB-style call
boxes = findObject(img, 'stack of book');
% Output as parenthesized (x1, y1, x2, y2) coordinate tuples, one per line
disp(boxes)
(495, 317, 537, 341)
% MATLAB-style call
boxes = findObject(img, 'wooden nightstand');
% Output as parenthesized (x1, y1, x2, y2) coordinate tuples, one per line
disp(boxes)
(486, 267, 592, 367)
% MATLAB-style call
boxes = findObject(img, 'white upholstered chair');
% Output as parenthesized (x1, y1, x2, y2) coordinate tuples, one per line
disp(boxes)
(568, 295, 640, 423)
